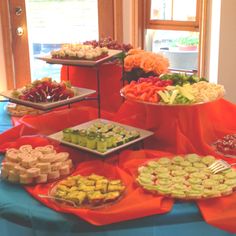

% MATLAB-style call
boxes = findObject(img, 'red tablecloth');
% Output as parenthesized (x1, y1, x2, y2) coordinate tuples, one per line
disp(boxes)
(61, 63, 124, 114)
(1, 64, 236, 231)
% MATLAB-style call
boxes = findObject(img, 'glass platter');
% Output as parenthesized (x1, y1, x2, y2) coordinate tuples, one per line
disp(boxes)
(211, 144, 236, 159)
(120, 88, 223, 107)
(36, 49, 122, 66)
(40, 175, 126, 209)
(0, 87, 96, 111)
(48, 119, 154, 156)
(211, 134, 236, 158)
(136, 156, 236, 201)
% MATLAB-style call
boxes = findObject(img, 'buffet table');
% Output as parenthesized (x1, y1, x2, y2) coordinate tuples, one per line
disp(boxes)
(0, 101, 236, 236)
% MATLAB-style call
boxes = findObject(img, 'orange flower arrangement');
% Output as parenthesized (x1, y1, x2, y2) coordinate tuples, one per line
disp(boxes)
(123, 49, 169, 82)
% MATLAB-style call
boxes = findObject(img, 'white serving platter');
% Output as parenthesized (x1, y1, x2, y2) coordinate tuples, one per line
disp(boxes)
(48, 119, 154, 156)
(36, 49, 123, 66)
(0, 87, 96, 111)
(120, 88, 223, 107)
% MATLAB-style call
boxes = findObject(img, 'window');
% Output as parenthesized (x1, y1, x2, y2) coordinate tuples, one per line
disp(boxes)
(26, 0, 99, 82)
(145, 0, 207, 75)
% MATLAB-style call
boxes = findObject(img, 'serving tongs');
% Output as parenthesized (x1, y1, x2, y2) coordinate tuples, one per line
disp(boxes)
(38, 194, 77, 207)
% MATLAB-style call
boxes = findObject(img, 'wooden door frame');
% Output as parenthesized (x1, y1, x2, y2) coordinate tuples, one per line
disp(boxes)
(98, 0, 123, 42)
(131, 0, 145, 48)
(0, 1, 15, 89)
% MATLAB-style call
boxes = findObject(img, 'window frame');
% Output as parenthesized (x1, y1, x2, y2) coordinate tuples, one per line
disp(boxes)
(145, 0, 207, 76)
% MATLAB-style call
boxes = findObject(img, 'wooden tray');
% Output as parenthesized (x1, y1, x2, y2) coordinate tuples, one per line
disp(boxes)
(48, 119, 154, 156)
(36, 49, 122, 67)
(0, 87, 96, 111)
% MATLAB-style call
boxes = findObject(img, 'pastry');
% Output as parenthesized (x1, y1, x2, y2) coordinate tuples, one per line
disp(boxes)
(52, 174, 125, 207)
(35, 174, 48, 184)
(19, 174, 33, 184)
(26, 167, 41, 178)
(1, 145, 73, 184)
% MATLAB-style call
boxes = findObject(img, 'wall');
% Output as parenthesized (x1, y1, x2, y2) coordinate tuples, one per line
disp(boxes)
(0, 16, 7, 91)
(217, 0, 236, 103)
(122, 0, 132, 44)
(204, 0, 221, 84)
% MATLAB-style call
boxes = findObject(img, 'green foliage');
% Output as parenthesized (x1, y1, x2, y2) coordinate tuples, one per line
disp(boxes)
(177, 36, 199, 46)
(161, 73, 207, 86)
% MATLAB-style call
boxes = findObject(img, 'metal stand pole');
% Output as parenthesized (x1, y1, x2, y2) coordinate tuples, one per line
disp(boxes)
(96, 66, 101, 118)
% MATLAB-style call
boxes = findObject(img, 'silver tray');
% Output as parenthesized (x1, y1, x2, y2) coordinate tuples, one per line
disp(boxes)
(120, 88, 223, 107)
(0, 87, 96, 111)
(36, 49, 122, 66)
(48, 119, 154, 156)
